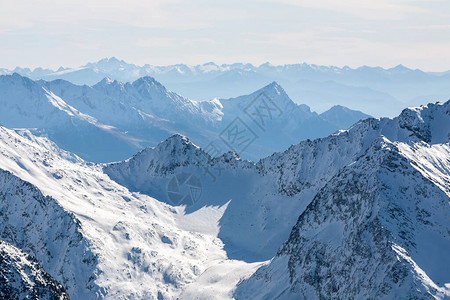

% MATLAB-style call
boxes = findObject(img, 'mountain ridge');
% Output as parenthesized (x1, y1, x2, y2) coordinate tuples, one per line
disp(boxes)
(0, 73, 370, 162)
(3, 57, 450, 117)
(235, 136, 450, 299)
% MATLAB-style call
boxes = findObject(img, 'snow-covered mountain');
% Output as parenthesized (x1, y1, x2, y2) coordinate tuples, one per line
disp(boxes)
(233, 103, 450, 299)
(0, 240, 70, 299)
(0, 97, 448, 298)
(0, 126, 258, 299)
(0, 73, 141, 162)
(0, 73, 369, 162)
(105, 100, 450, 298)
(4, 57, 450, 116)
(235, 137, 450, 299)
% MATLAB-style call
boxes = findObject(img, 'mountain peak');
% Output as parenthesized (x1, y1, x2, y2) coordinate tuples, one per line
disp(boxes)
(260, 81, 285, 96)
(389, 64, 412, 72)
(327, 104, 347, 111)
(97, 77, 115, 85)
(216, 150, 241, 162)
(85, 57, 132, 70)
(100, 57, 121, 64)
(320, 105, 370, 129)
(146, 133, 206, 161)
(397, 100, 450, 143)
(259, 62, 274, 68)
(322, 104, 370, 116)
(92, 77, 124, 90)
(133, 76, 164, 87)
(159, 133, 195, 148)
(253, 81, 300, 111)
(0, 73, 34, 86)
(105, 134, 208, 179)
(131, 76, 169, 98)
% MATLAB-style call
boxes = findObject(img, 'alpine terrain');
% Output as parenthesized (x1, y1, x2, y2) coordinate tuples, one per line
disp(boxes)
(0, 97, 447, 298)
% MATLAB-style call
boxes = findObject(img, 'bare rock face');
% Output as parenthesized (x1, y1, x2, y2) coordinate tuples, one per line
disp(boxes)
(0, 240, 70, 300)
(0, 169, 99, 299)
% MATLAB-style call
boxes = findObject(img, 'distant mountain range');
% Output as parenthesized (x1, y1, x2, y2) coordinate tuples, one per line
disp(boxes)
(0, 73, 369, 162)
(2, 57, 450, 117)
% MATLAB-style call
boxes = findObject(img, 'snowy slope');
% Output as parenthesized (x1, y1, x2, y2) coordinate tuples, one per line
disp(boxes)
(0, 240, 70, 300)
(231, 101, 450, 299)
(104, 135, 289, 261)
(0, 126, 248, 299)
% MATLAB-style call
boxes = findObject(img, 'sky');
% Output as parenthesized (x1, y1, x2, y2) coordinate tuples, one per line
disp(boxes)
(1, 0, 450, 71)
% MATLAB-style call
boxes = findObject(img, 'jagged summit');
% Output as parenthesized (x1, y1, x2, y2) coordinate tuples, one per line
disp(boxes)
(217, 150, 241, 161)
(133, 75, 165, 88)
(105, 133, 209, 181)
(221, 80, 304, 114)
(320, 105, 371, 127)
(95, 77, 116, 85)
(389, 63, 413, 72)
(155, 133, 201, 151)
(92, 77, 124, 90)
(87, 56, 128, 68)
(260, 81, 285, 95)
(397, 100, 450, 144)
(0, 72, 31, 83)
(124, 133, 204, 163)
(326, 104, 351, 111)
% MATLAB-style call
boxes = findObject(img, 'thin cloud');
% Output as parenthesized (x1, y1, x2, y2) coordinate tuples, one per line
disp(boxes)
(264, 0, 431, 19)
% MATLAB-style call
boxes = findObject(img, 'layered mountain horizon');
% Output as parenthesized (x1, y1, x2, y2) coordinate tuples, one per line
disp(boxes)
(0, 72, 369, 162)
(3, 57, 450, 117)
(1, 58, 449, 300)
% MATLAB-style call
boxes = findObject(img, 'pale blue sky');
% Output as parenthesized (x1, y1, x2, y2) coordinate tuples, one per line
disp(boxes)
(1, 0, 450, 70)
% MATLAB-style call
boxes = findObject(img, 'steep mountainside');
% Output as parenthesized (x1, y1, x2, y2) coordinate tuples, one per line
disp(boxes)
(235, 138, 450, 299)
(0, 240, 70, 300)
(0, 169, 99, 298)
